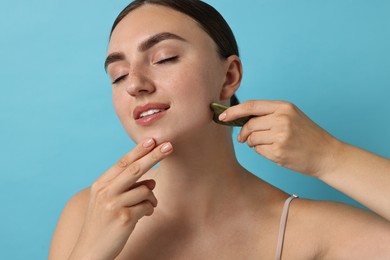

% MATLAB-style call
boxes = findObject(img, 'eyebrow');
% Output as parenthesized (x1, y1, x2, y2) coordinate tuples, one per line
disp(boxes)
(104, 32, 187, 72)
(104, 52, 125, 72)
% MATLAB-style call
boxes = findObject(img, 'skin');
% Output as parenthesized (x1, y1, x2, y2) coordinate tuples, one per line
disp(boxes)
(49, 4, 390, 260)
(220, 101, 390, 220)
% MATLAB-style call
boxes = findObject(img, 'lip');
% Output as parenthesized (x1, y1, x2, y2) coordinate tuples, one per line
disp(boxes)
(133, 102, 170, 126)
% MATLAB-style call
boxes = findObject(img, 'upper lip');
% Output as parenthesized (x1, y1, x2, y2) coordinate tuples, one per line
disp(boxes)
(133, 102, 171, 119)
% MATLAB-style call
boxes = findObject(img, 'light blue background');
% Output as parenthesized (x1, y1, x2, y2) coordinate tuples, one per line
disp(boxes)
(0, 0, 389, 259)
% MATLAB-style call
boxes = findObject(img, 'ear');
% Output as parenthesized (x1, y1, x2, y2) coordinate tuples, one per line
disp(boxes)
(220, 55, 243, 101)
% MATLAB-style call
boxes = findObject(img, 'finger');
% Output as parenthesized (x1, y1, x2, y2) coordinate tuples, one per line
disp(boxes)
(131, 201, 155, 218)
(253, 144, 288, 167)
(118, 184, 158, 208)
(253, 144, 275, 162)
(238, 116, 273, 143)
(246, 131, 274, 147)
(111, 142, 173, 193)
(97, 138, 157, 183)
(218, 100, 280, 122)
(129, 179, 156, 191)
(120, 201, 155, 228)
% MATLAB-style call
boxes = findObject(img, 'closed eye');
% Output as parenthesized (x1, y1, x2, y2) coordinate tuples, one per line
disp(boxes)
(155, 56, 178, 65)
(112, 74, 128, 84)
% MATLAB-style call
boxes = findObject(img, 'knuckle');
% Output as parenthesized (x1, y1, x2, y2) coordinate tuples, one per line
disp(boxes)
(278, 122, 294, 144)
(138, 185, 151, 197)
(90, 183, 113, 207)
(239, 126, 248, 137)
(117, 209, 133, 226)
(145, 203, 155, 216)
(275, 156, 287, 167)
(281, 101, 293, 109)
(150, 150, 161, 162)
(105, 200, 118, 212)
(254, 145, 262, 154)
(271, 145, 286, 165)
(95, 189, 110, 203)
(90, 181, 102, 194)
(276, 132, 289, 144)
(126, 162, 141, 176)
(284, 117, 293, 130)
(245, 100, 257, 110)
(247, 135, 253, 147)
(277, 114, 293, 130)
(151, 196, 158, 207)
(117, 158, 129, 169)
(246, 119, 254, 131)
(280, 102, 297, 114)
(91, 181, 108, 198)
(276, 113, 288, 123)
(141, 201, 155, 216)
(284, 128, 293, 140)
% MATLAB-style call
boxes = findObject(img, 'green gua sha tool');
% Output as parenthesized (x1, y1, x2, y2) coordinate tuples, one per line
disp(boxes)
(210, 102, 253, 127)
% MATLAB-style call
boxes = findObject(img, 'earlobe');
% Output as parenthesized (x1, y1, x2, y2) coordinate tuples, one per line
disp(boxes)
(220, 55, 243, 101)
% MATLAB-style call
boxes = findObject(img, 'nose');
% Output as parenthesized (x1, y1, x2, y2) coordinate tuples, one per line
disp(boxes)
(125, 69, 155, 97)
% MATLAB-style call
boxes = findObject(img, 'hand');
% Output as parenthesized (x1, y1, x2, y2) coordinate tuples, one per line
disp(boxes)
(219, 100, 340, 177)
(69, 139, 173, 260)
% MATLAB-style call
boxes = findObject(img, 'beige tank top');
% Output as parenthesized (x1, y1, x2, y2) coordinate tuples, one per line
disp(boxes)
(275, 194, 299, 260)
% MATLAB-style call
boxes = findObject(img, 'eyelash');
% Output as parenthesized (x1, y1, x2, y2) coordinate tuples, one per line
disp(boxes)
(156, 56, 178, 64)
(111, 56, 179, 85)
(112, 74, 128, 85)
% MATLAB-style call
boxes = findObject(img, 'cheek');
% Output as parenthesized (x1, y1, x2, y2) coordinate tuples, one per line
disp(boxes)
(112, 90, 129, 120)
(112, 91, 121, 113)
(178, 62, 220, 99)
(172, 76, 216, 123)
(195, 59, 224, 98)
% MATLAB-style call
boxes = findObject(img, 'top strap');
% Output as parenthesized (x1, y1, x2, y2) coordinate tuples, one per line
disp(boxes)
(275, 194, 299, 260)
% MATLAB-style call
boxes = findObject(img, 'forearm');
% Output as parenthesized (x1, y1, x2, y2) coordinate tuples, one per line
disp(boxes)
(319, 141, 390, 221)
(225, 100, 390, 220)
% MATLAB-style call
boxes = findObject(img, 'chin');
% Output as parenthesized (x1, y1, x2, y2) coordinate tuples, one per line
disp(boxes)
(126, 128, 173, 146)
(127, 125, 204, 147)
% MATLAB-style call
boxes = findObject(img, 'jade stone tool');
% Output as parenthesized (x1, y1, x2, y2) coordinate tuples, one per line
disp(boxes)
(210, 102, 253, 127)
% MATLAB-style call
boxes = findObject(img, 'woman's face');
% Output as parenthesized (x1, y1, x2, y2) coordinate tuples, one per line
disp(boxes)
(106, 4, 231, 144)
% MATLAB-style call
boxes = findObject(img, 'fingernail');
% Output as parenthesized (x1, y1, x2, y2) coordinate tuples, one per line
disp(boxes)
(218, 112, 227, 121)
(143, 138, 154, 148)
(237, 135, 242, 143)
(160, 143, 173, 153)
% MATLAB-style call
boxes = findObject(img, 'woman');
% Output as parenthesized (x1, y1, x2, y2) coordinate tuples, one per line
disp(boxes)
(49, 0, 390, 259)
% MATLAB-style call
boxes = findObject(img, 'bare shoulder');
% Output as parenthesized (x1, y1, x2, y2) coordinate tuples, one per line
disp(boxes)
(57, 187, 91, 223)
(49, 187, 91, 260)
(285, 198, 390, 259)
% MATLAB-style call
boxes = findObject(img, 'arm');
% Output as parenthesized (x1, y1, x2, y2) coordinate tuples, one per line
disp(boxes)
(321, 201, 390, 259)
(220, 100, 390, 220)
(319, 141, 390, 220)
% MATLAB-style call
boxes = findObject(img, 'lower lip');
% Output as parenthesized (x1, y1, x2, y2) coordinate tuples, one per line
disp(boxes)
(135, 110, 168, 126)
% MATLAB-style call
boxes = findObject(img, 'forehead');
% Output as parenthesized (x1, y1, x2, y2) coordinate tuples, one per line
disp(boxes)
(108, 4, 213, 53)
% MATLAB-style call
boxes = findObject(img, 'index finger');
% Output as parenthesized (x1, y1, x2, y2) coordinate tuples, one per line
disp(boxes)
(218, 100, 280, 122)
(97, 138, 157, 183)
(111, 142, 173, 193)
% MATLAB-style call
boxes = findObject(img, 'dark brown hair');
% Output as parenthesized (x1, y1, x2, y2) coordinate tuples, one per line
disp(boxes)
(110, 0, 240, 105)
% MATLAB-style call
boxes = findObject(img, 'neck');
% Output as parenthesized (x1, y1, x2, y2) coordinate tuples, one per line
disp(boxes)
(151, 124, 249, 220)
